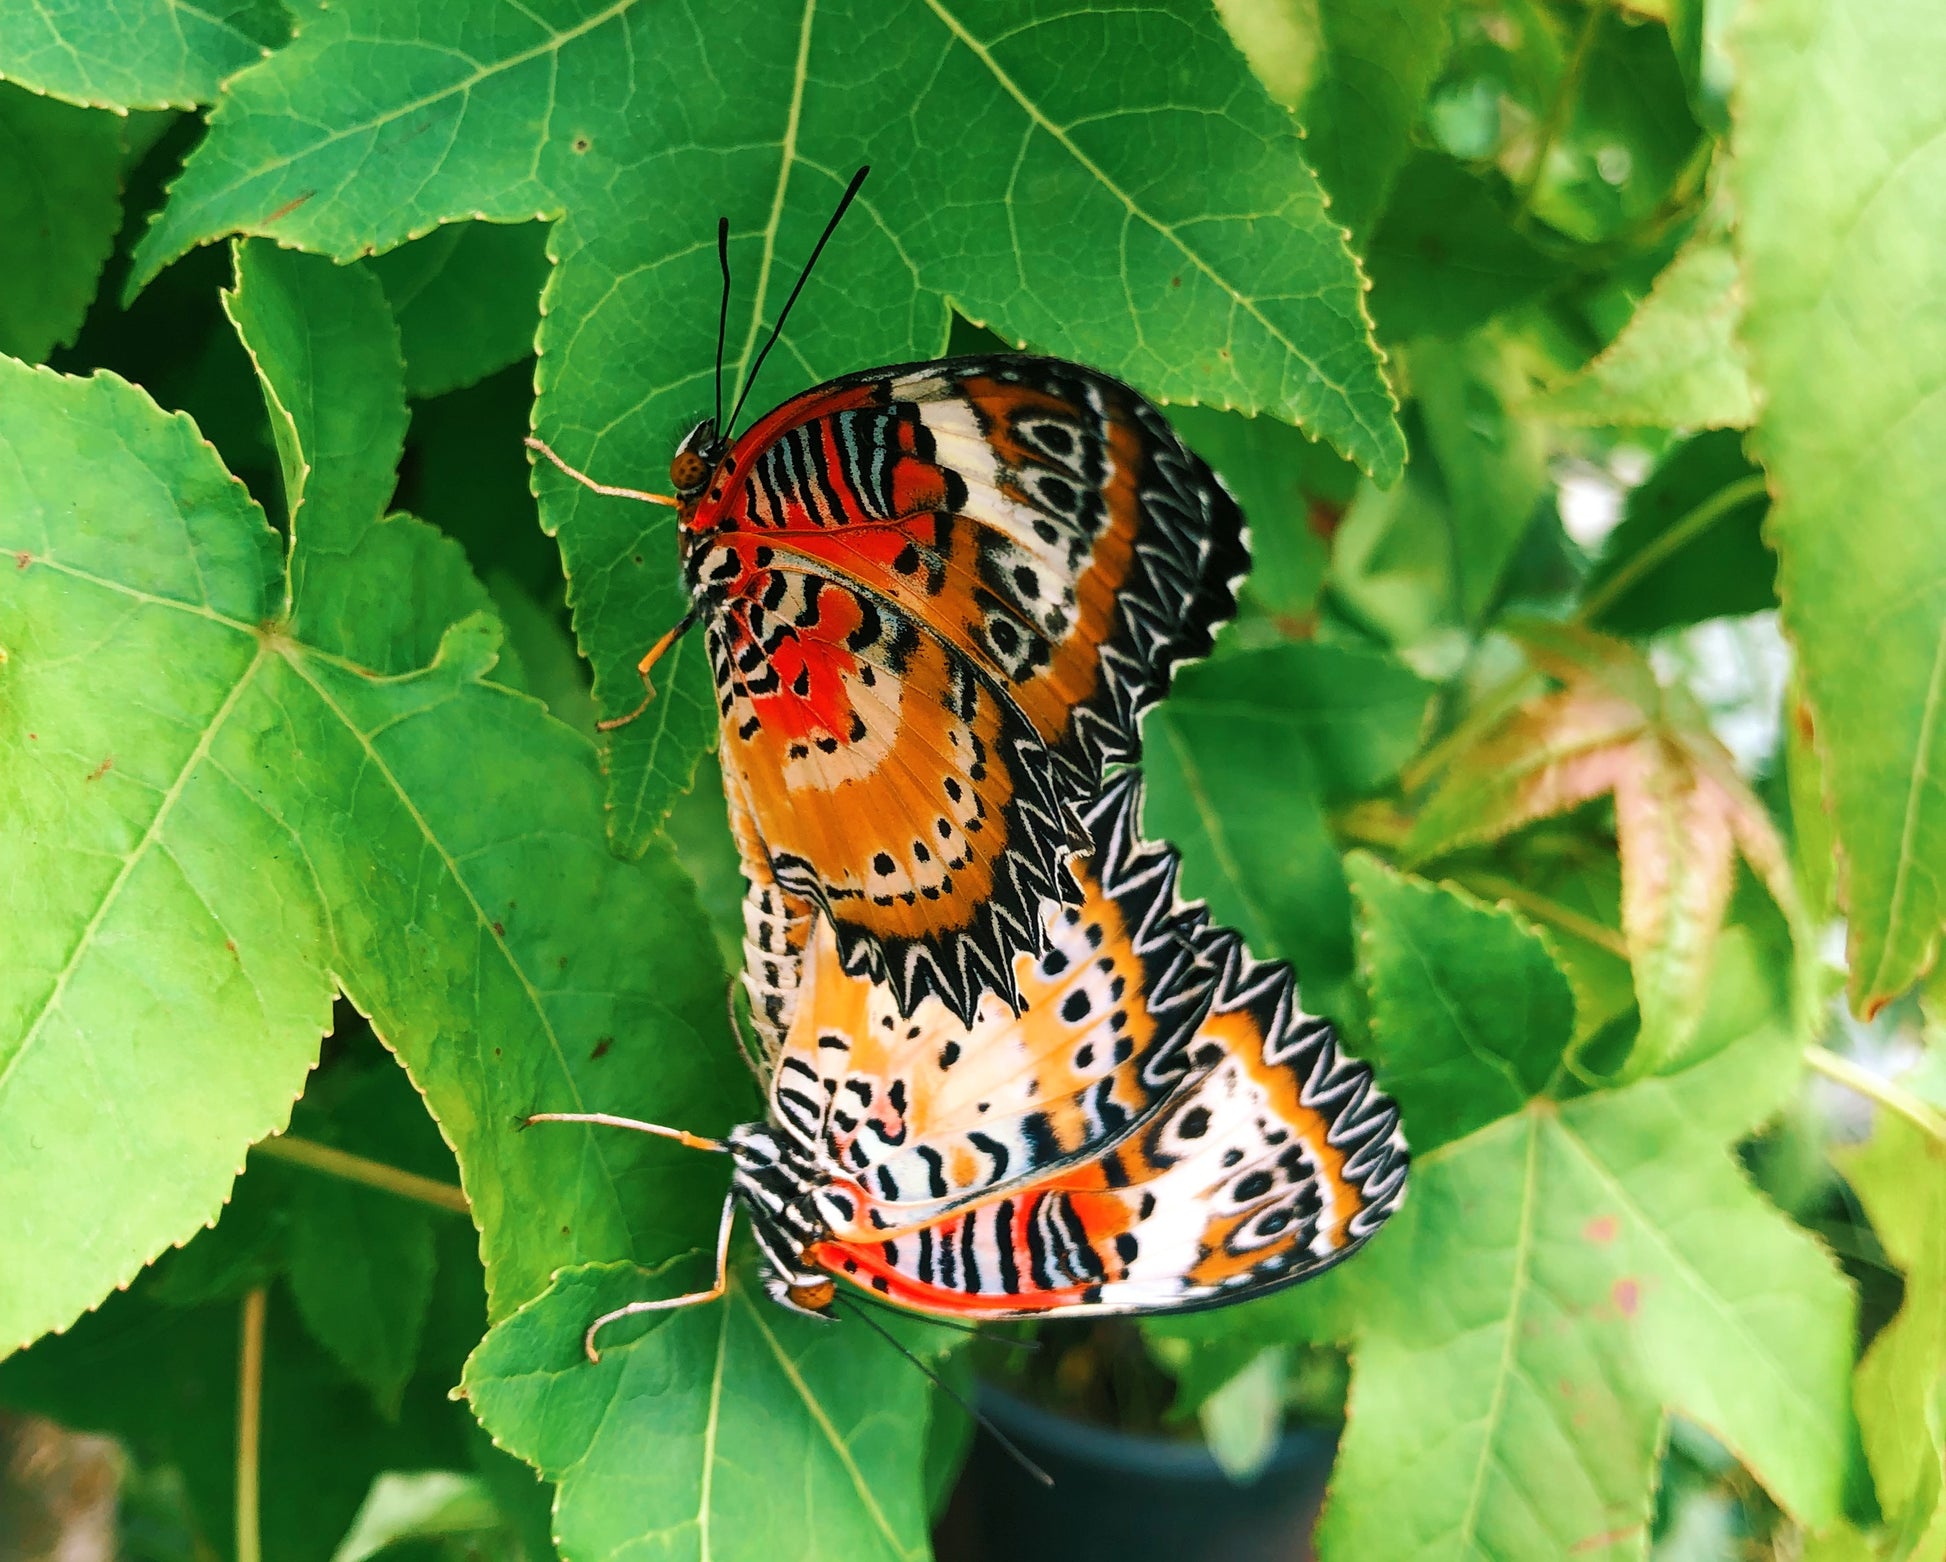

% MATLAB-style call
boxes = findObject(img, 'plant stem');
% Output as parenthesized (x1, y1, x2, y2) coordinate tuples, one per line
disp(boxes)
(255, 1133, 471, 1216)
(236, 1287, 266, 1562)
(1514, 0, 1612, 220)
(1804, 1045, 1946, 1146)
(1574, 474, 1771, 626)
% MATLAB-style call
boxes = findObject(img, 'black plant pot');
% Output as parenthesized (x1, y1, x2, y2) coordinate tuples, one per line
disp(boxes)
(936, 1385, 1336, 1562)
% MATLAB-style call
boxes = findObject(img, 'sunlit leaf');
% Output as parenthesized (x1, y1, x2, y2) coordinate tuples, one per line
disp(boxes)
(1734, 0, 1946, 1012)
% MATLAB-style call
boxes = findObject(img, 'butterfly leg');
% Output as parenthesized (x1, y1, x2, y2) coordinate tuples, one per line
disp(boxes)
(523, 1109, 728, 1155)
(524, 436, 679, 508)
(583, 1188, 738, 1363)
(594, 608, 700, 732)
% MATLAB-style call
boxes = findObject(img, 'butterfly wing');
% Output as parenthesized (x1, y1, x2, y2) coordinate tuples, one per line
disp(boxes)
(765, 772, 1222, 1235)
(693, 354, 1248, 1022)
(805, 931, 1408, 1319)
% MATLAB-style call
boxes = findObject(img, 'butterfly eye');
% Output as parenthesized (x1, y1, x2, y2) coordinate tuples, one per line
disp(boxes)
(670, 419, 723, 500)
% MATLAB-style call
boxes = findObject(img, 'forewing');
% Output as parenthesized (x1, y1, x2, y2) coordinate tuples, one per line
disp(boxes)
(698, 354, 1247, 1022)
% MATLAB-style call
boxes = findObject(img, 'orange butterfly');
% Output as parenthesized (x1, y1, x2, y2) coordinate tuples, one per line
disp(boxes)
(530, 170, 1249, 1030)
(530, 773, 1407, 1353)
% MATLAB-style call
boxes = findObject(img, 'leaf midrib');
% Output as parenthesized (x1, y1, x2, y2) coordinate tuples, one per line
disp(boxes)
(738, 1285, 919, 1560)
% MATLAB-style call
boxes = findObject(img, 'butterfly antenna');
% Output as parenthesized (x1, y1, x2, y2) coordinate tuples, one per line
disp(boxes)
(840, 1288, 1038, 1352)
(833, 1296, 1054, 1488)
(713, 215, 732, 437)
(725, 164, 870, 439)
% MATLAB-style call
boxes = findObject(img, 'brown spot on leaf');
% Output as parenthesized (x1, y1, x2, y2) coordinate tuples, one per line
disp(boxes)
(492, 921, 505, 936)
(15, 552, 30, 569)
(591, 1037, 613, 1060)
(1583, 1215, 1618, 1244)
(263, 190, 315, 225)
(1612, 1278, 1640, 1317)
(225, 939, 237, 953)
(1170, 276, 1182, 288)
(84, 757, 113, 783)
(573, 135, 591, 153)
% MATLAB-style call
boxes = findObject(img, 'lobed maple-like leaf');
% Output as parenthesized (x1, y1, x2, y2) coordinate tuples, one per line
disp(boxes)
(0, 239, 739, 1353)
(104, 0, 1402, 851)
(1409, 620, 1797, 1071)
(1301, 860, 1854, 1561)
(1732, 0, 1946, 1015)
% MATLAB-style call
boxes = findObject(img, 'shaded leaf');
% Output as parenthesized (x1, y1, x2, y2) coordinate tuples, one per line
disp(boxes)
(0, 85, 125, 362)
(1409, 330, 1550, 625)
(464, 1259, 937, 1562)
(1532, 233, 1756, 429)
(1581, 429, 1773, 636)
(1216, 0, 1454, 238)
(370, 221, 550, 400)
(1410, 621, 1796, 1070)
(1304, 870, 1853, 1562)
(1366, 153, 1570, 342)
(1169, 402, 1353, 633)
(0, 1264, 478, 1562)
(1143, 643, 1433, 1003)
(1733, 0, 1946, 1012)
(223, 239, 491, 675)
(0, 0, 287, 110)
(1520, 8, 1704, 246)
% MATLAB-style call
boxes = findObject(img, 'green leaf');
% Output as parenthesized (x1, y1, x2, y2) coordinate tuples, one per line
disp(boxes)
(120, 0, 1403, 850)
(464, 1259, 937, 1562)
(280, 1062, 460, 1420)
(1835, 1110, 1946, 1558)
(1347, 856, 1573, 1151)
(1365, 153, 1570, 342)
(288, 1176, 437, 1421)
(0, 361, 322, 1352)
(1531, 233, 1756, 430)
(1408, 330, 1550, 625)
(1, 336, 735, 1349)
(0, 85, 126, 362)
(1215, 0, 1454, 238)
(331, 1471, 509, 1562)
(1305, 870, 1855, 1562)
(0, 0, 287, 109)
(369, 221, 550, 400)
(1142, 643, 1432, 1000)
(1732, 0, 1946, 1012)
(1522, 9, 1704, 246)
(1169, 402, 1353, 632)
(223, 239, 491, 675)
(1580, 429, 1773, 636)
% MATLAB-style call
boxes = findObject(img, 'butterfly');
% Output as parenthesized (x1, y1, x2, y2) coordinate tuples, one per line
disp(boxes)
(530, 771, 1408, 1355)
(528, 169, 1250, 1033)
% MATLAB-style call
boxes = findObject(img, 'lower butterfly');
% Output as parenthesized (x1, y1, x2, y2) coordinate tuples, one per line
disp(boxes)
(530, 773, 1407, 1354)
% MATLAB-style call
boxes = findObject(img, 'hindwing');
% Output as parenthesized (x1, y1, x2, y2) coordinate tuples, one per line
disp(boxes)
(806, 923, 1409, 1319)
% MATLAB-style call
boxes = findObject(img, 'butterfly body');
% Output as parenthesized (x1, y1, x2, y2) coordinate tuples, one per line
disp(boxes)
(676, 354, 1249, 1035)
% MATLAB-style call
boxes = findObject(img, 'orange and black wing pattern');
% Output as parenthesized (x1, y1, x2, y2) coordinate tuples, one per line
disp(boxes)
(763, 771, 1219, 1236)
(685, 355, 1248, 1024)
(805, 925, 1409, 1319)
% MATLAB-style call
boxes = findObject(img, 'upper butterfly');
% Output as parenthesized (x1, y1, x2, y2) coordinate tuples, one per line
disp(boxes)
(530, 169, 1249, 1029)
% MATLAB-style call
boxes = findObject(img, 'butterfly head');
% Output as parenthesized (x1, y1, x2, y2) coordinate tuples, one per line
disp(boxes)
(671, 418, 728, 507)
